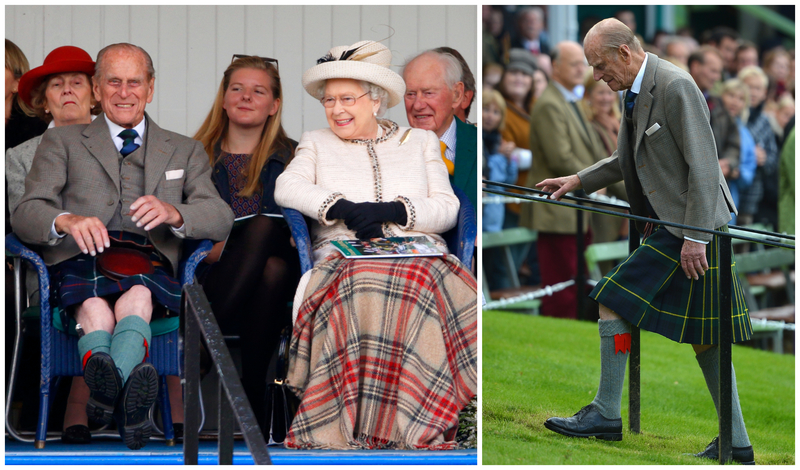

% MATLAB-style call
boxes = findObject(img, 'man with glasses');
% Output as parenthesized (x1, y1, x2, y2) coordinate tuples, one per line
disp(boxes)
(402, 49, 477, 210)
(12, 42, 233, 450)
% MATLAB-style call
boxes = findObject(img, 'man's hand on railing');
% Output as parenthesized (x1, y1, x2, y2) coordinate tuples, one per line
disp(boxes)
(681, 239, 709, 281)
(535, 174, 582, 201)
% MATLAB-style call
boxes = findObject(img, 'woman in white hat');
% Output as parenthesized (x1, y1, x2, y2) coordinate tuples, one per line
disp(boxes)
(275, 40, 477, 450)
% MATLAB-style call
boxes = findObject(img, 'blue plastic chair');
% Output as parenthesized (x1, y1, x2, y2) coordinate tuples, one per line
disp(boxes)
(5, 233, 212, 449)
(280, 185, 477, 274)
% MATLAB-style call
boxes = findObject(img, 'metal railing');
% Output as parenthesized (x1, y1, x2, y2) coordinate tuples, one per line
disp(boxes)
(182, 283, 271, 465)
(482, 181, 795, 464)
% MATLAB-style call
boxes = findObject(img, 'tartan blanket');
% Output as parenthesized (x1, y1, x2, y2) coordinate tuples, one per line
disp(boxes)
(51, 231, 181, 314)
(284, 253, 477, 450)
(590, 226, 752, 345)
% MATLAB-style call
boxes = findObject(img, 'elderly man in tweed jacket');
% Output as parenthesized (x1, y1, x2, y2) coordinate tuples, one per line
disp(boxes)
(12, 43, 233, 450)
(536, 18, 754, 464)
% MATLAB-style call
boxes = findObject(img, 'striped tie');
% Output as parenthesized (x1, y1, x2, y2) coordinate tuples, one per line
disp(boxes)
(118, 129, 140, 157)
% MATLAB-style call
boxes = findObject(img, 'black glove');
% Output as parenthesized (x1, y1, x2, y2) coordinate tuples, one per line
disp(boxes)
(355, 222, 385, 240)
(345, 201, 408, 234)
(326, 199, 358, 221)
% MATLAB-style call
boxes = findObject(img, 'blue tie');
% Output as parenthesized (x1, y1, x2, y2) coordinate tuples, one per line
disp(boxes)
(625, 90, 638, 118)
(118, 129, 140, 157)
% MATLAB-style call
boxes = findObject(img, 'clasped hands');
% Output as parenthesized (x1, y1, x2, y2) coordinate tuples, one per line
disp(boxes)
(55, 195, 183, 256)
(327, 199, 407, 240)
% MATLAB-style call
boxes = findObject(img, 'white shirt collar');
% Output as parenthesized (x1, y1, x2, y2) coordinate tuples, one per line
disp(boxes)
(553, 81, 581, 102)
(630, 53, 649, 95)
(104, 114, 146, 152)
(439, 117, 458, 163)
(48, 114, 97, 129)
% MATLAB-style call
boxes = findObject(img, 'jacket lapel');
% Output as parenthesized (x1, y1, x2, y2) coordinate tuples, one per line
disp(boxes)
(633, 53, 658, 161)
(453, 117, 476, 189)
(81, 114, 121, 197)
(143, 113, 177, 195)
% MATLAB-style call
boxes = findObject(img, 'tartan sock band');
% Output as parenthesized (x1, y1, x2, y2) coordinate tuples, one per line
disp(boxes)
(695, 346, 751, 448)
(111, 315, 152, 384)
(591, 319, 630, 420)
(78, 330, 112, 370)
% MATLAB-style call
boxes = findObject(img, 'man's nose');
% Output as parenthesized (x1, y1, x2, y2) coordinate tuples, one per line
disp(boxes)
(593, 69, 602, 81)
(119, 83, 130, 98)
(412, 96, 426, 110)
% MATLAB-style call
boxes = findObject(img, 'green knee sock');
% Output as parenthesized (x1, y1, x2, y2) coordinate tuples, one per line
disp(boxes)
(77, 330, 112, 369)
(695, 346, 751, 448)
(590, 319, 631, 420)
(110, 316, 152, 384)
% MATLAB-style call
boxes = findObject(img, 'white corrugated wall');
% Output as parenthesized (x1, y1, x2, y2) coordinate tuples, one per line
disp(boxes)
(6, 5, 477, 140)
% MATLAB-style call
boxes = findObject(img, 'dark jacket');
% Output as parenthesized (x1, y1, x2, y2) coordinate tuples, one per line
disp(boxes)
(211, 138, 298, 215)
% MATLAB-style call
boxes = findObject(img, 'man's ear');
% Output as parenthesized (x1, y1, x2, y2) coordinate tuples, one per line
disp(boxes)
(452, 81, 465, 107)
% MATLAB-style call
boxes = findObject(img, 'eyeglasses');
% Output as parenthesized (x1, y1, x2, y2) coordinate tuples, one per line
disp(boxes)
(320, 91, 370, 108)
(231, 54, 279, 72)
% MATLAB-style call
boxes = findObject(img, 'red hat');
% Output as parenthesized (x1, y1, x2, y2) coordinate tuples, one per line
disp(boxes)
(18, 46, 96, 107)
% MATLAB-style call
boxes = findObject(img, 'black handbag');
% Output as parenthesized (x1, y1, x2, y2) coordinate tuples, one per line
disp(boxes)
(263, 325, 300, 446)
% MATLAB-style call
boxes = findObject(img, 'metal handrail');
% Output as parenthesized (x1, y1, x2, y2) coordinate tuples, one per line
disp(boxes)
(182, 283, 271, 465)
(482, 183, 794, 464)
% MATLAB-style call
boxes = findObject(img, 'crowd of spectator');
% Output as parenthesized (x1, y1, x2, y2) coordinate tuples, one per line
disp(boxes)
(482, 6, 795, 317)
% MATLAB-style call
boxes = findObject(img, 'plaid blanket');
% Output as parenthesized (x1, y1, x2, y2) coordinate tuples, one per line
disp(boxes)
(284, 253, 477, 450)
(51, 231, 181, 315)
(590, 226, 752, 345)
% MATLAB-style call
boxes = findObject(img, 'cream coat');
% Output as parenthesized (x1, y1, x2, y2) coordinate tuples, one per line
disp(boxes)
(275, 121, 459, 264)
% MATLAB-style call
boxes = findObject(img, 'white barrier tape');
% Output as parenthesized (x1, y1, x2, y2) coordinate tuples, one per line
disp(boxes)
(750, 317, 795, 331)
(483, 279, 575, 310)
(482, 192, 631, 209)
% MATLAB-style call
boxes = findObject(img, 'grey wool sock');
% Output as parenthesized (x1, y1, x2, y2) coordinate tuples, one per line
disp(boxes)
(695, 346, 751, 448)
(77, 330, 112, 369)
(590, 318, 631, 420)
(110, 315, 152, 384)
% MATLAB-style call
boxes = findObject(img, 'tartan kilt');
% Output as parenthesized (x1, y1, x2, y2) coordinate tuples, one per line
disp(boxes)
(50, 231, 181, 316)
(590, 225, 752, 345)
(284, 253, 477, 450)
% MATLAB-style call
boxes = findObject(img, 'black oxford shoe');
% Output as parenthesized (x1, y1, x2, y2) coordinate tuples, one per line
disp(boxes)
(694, 436, 755, 465)
(544, 404, 623, 441)
(84, 353, 122, 425)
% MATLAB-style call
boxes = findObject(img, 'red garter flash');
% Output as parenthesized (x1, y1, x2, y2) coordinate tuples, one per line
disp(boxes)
(142, 338, 149, 362)
(614, 333, 631, 354)
(82, 351, 92, 369)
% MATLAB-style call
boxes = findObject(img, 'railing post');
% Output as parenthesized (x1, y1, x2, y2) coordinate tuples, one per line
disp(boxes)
(718, 235, 733, 464)
(218, 380, 234, 465)
(576, 197, 586, 320)
(627, 220, 640, 434)
(183, 293, 200, 465)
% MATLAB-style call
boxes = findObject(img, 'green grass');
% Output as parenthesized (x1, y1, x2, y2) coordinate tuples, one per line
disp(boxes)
(482, 311, 795, 465)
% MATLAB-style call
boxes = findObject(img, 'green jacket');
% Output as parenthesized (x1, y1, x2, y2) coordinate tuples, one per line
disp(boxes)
(779, 127, 795, 235)
(452, 117, 477, 211)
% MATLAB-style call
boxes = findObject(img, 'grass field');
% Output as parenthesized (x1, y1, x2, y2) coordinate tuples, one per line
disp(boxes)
(482, 311, 795, 465)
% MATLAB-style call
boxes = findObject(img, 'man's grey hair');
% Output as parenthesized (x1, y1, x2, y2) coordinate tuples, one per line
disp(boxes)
(517, 6, 544, 23)
(585, 18, 643, 60)
(402, 50, 462, 91)
(309, 79, 389, 117)
(95, 43, 156, 81)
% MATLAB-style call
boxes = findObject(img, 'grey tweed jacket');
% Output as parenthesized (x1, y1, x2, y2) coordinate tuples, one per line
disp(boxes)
(578, 53, 735, 242)
(12, 113, 234, 275)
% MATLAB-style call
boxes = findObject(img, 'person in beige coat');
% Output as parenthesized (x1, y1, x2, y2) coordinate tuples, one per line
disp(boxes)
(274, 40, 476, 450)
(12, 43, 233, 450)
(522, 41, 607, 319)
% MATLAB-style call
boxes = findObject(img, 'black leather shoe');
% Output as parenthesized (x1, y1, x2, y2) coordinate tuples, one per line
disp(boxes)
(694, 436, 755, 465)
(114, 362, 159, 450)
(172, 423, 184, 441)
(544, 404, 623, 441)
(84, 353, 123, 425)
(61, 424, 91, 444)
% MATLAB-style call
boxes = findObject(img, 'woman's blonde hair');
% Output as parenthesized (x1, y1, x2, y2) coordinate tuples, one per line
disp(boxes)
(718, 78, 750, 121)
(5, 39, 35, 116)
(580, 67, 621, 122)
(194, 56, 291, 198)
(482, 89, 507, 131)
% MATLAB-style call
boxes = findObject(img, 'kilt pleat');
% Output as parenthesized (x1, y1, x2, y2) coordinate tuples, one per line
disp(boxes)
(590, 226, 752, 345)
(284, 253, 477, 450)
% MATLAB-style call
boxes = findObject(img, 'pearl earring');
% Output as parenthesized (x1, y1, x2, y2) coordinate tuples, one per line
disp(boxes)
(373, 111, 377, 117)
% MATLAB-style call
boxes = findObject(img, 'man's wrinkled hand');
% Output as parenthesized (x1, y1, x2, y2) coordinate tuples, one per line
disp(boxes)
(128, 195, 183, 231)
(535, 174, 582, 201)
(680, 239, 708, 281)
(55, 214, 109, 257)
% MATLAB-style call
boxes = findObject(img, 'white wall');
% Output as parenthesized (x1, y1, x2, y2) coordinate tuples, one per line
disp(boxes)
(6, 5, 477, 140)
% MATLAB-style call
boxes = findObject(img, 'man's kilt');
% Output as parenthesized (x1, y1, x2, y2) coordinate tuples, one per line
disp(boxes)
(590, 225, 752, 345)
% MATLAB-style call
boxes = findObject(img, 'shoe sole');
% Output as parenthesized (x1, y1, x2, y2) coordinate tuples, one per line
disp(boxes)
(544, 421, 623, 441)
(84, 355, 120, 425)
(118, 364, 159, 450)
